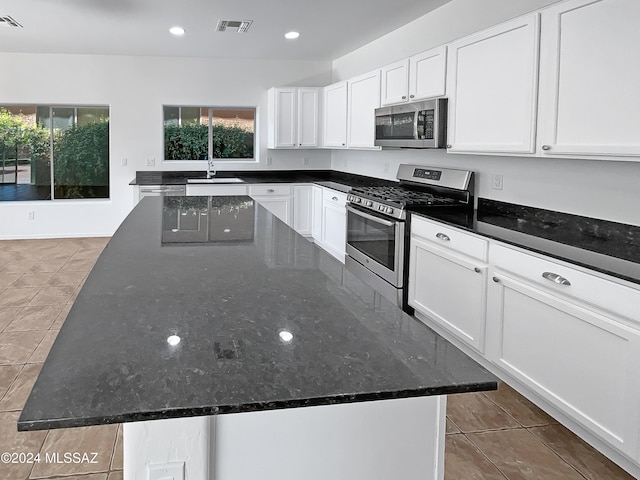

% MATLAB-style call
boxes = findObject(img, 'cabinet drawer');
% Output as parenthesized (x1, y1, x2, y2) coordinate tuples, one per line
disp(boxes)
(491, 244, 640, 324)
(249, 184, 292, 196)
(411, 215, 488, 261)
(322, 188, 347, 207)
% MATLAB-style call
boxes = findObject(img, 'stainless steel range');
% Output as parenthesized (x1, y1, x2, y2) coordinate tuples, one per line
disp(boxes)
(345, 164, 474, 309)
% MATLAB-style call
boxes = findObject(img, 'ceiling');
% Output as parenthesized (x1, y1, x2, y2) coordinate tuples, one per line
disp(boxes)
(0, 0, 452, 61)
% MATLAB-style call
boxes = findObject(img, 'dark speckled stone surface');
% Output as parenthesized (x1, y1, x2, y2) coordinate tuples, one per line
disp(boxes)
(130, 170, 395, 191)
(411, 199, 640, 285)
(18, 196, 497, 431)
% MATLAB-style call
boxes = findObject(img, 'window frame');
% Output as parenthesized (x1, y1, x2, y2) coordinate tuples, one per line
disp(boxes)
(0, 103, 110, 203)
(162, 105, 258, 164)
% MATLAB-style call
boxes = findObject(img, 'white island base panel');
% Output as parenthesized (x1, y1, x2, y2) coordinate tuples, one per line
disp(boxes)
(123, 395, 446, 480)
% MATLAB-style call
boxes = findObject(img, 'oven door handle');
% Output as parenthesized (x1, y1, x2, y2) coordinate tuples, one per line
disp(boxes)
(346, 205, 396, 227)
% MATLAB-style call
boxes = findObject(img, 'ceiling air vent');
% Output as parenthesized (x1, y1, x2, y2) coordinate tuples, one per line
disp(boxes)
(0, 15, 22, 28)
(216, 20, 253, 33)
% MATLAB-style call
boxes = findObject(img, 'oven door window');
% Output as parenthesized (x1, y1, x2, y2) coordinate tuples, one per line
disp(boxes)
(347, 209, 396, 271)
(376, 112, 415, 140)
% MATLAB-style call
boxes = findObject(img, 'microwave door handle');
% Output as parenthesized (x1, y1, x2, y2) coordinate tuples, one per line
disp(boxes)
(347, 205, 395, 227)
(414, 111, 419, 139)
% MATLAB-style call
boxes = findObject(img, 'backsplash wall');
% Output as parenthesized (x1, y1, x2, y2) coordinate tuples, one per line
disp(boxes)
(330, 149, 640, 227)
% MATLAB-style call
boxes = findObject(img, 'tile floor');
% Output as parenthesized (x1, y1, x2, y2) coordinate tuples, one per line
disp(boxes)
(0, 238, 635, 480)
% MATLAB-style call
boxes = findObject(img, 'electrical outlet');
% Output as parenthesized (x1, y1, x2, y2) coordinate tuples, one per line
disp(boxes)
(121, 157, 128, 167)
(266, 157, 273, 166)
(491, 174, 503, 190)
(303, 157, 309, 166)
(148, 462, 184, 480)
(146, 157, 155, 167)
(383, 162, 390, 174)
(27, 211, 35, 220)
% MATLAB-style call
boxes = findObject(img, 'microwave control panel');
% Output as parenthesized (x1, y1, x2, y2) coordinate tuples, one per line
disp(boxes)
(418, 110, 435, 140)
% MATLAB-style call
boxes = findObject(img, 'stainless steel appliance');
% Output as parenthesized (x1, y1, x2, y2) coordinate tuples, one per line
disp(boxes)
(374, 98, 447, 148)
(345, 164, 474, 309)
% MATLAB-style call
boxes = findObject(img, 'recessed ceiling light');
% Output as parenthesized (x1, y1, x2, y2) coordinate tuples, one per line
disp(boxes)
(169, 26, 185, 36)
(284, 31, 299, 40)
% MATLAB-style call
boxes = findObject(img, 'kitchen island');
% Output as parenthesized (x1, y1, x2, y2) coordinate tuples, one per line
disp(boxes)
(19, 196, 497, 480)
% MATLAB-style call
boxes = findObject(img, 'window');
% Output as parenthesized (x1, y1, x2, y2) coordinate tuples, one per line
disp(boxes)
(163, 106, 255, 161)
(0, 105, 109, 201)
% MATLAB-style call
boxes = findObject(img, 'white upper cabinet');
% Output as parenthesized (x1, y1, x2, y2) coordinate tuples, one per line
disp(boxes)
(537, 0, 640, 159)
(381, 46, 447, 106)
(297, 88, 321, 147)
(323, 81, 348, 148)
(446, 14, 540, 154)
(347, 70, 382, 149)
(381, 59, 410, 105)
(408, 46, 447, 102)
(267, 87, 320, 149)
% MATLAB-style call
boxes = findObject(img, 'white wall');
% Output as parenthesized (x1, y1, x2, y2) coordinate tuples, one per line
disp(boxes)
(330, 0, 640, 226)
(0, 53, 332, 239)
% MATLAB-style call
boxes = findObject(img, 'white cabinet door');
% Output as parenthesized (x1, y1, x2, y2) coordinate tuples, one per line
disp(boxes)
(311, 185, 323, 241)
(409, 46, 447, 101)
(323, 81, 348, 148)
(320, 189, 347, 262)
(293, 184, 313, 236)
(249, 184, 292, 225)
(347, 70, 382, 149)
(381, 59, 409, 106)
(409, 239, 488, 353)
(537, 0, 640, 159)
(297, 88, 320, 148)
(446, 13, 540, 154)
(268, 87, 297, 148)
(408, 216, 489, 353)
(255, 197, 290, 224)
(268, 87, 320, 149)
(487, 245, 640, 457)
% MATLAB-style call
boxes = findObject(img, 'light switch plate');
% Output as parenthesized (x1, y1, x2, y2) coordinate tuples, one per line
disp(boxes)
(148, 461, 184, 480)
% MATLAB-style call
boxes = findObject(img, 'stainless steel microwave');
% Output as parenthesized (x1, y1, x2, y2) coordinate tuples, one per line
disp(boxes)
(374, 98, 447, 148)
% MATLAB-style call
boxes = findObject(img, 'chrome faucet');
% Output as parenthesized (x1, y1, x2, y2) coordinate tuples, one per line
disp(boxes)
(206, 156, 216, 179)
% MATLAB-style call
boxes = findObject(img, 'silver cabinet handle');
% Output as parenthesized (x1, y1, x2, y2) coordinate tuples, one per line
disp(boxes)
(341, 143, 346, 146)
(492, 276, 500, 283)
(542, 272, 571, 286)
(402, 95, 407, 99)
(446, 144, 452, 148)
(332, 196, 338, 201)
(410, 94, 415, 98)
(435, 232, 450, 242)
(542, 145, 551, 151)
(267, 188, 275, 193)
(474, 267, 481, 273)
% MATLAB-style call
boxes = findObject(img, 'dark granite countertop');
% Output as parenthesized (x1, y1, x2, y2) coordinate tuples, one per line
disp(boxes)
(410, 199, 640, 286)
(129, 170, 395, 192)
(19, 196, 497, 431)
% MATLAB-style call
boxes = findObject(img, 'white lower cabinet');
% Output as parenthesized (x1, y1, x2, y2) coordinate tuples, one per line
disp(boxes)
(408, 216, 489, 353)
(486, 244, 640, 458)
(318, 188, 347, 263)
(292, 184, 313, 236)
(249, 184, 292, 225)
(311, 185, 323, 241)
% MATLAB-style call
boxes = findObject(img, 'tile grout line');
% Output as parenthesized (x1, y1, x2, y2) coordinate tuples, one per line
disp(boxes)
(524, 426, 592, 480)
(461, 432, 511, 480)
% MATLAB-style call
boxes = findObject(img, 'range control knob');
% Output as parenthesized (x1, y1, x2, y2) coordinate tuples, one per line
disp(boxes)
(378, 205, 385, 211)
(347, 195, 352, 201)
(365, 201, 373, 207)
(385, 207, 394, 214)
(355, 197, 362, 203)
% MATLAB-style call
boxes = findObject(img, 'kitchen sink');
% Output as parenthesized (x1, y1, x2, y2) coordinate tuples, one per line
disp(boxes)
(186, 178, 245, 184)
